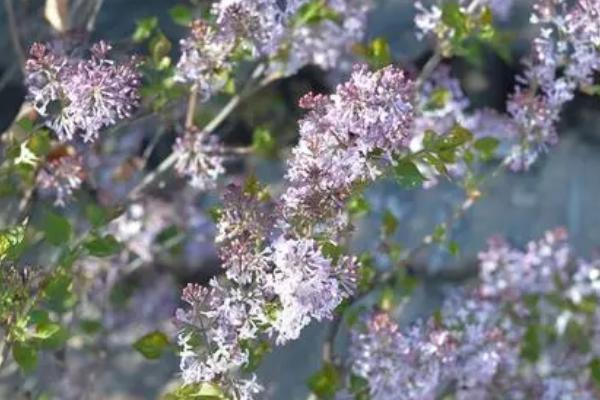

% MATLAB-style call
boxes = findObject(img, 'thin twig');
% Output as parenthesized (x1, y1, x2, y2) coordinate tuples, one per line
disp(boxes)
(185, 84, 199, 129)
(322, 314, 342, 363)
(416, 51, 443, 91)
(127, 65, 274, 200)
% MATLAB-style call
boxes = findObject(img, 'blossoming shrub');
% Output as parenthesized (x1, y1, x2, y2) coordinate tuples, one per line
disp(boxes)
(1, 0, 600, 399)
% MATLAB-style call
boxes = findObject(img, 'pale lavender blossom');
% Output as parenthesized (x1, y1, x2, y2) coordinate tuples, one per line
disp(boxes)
(212, 0, 306, 56)
(269, 236, 357, 344)
(271, 0, 372, 75)
(215, 184, 274, 285)
(175, 281, 267, 386)
(37, 150, 85, 206)
(173, 127, 226, 190)
(503, 0, 600, 170)
(26, 42, 141, 142)
(350, 229, 600, 399)
(283, 65, 415, 225)
(174, 20, 235, 101)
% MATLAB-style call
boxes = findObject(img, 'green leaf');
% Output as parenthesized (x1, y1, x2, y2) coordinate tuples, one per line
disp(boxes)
(382, 210, 398, 236)
(241, 340, 270, 373)
(162, 383, 227, 400)
(307, 362, 341, 399)
(17, 118, 35, 132)
(438, 125, 474, 151)
(424, 88, 451, 111)
(448, 241, 460, 257)
(84, 235, 122, 257)
(295, 0, 341, 27)
(442, 2, 469, 38)
(348, 195, 370, 216)
(13, 342, 38, 373)
(252, 127, 276, 157)
(521, 324, 541, 362)
(590, 358, 600, 388)
(38, 325, 68, 349)
(150, 33, 172, 66)
(133, 331, 170, 360)
(320, 241, 344, 264)
(80, 319, 103, 335)
(474, 137, 500, 160)
(43, 272, 76, 313)
(378, 286, 395, 311)
(33, 322, 61, 339)
(169, 5, 193, 26)
(0, 224, 26, 261)
(42, 211, 72, 246)
(357, 262, 376, 293)
(85, 204, 109, 228)
(133, 17, 158, 42)
(349, 374, 370, 400)
(394, 160, 426, 189)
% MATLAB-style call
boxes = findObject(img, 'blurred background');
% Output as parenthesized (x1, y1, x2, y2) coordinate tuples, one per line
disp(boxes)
(1, 0, 600, 399)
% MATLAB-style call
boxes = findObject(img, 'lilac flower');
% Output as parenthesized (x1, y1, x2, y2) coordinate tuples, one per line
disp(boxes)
(174, 20, 235, 100)
(173, 127, 226, 190)
(503, 0, 600, 170)
(283, 65, 415, 226)
(26, 42, 141, 143)
(271, 0, 372, 75)
(108, 197, 175, 262)
(215, 185, 274, 285)
(350, 229, 600, 399)
(212, 0, 305, 56)
(478, 228, 571, 300)
(175, 0, 373, 102)
(350, 312, 457, 400)
(176, 281, 267, 386)
(37, 149, 85, 206)
(269, 236, 357, 344)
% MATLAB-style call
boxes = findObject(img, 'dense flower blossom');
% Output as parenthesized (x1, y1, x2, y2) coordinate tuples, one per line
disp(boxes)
(25, 42, 141, 142)
(272, 0, 372, 75)
(349, 229, 600, 399)
(270, 236, 356, 344)
(175, 180, 359, 398)
(502, 0, 600, 170)
(215, 185, 274, 285)
(175, 1, 372, 101)
(36, 148, 85, 206)
(176, 282, 268, 385)
(212, 0, 306, 56)
(283, 65, 415, 226)
(174, 20, 235, 100)
(173, 127, 226, 190)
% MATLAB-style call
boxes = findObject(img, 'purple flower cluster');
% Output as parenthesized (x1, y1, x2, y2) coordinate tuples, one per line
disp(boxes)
(175, 0, 372, 100)
(350, 228, 600, 399)
(283, 65, 415, 229)
(174, 20, 234, 100)
(504, 0, 600, 170)
(36, 149, 85, 206)
(176, 184, 357, 398)
(173, 127, 226, 191)
(26, 42, 141, 143)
